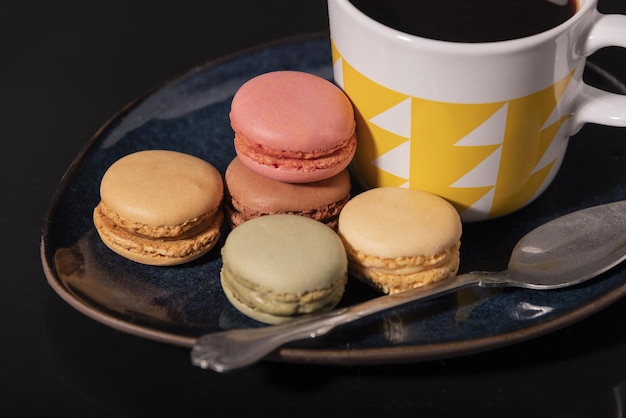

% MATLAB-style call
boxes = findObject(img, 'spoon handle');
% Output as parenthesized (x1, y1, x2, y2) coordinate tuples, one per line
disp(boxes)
(191, 272, 496, 372)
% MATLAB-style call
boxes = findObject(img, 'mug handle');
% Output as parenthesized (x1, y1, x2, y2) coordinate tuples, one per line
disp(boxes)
(572, 13, 626, 132)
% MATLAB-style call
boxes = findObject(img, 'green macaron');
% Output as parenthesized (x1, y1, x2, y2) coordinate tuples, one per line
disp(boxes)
(220, 214, 348, 324)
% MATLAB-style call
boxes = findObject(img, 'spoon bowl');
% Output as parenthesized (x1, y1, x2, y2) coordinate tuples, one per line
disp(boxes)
(506, 201, 626, 288)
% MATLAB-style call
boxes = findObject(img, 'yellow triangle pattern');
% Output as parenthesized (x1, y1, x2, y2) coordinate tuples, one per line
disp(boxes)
(410, 99, 506, 210)
(331, 39, 340, 66)
(334, 43, 575, 219)
(491, 70, 574, 218)
(342, 58, 410, 188)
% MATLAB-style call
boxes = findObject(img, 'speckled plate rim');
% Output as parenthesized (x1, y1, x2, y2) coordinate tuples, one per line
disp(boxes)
(40, 32, 626, 365)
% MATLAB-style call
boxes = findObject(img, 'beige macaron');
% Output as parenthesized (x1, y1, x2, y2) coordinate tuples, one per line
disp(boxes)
(93, 150, 224, 266)
(338, 187, 462, 294)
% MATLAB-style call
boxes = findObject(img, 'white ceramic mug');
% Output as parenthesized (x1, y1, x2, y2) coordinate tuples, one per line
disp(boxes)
(328, 0, 626, 221)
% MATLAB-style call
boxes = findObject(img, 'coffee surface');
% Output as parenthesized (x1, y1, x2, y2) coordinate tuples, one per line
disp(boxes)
(348, 0, 578, 42)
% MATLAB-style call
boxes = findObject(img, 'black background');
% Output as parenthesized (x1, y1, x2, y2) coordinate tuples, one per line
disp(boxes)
(4, 1, 626, 417)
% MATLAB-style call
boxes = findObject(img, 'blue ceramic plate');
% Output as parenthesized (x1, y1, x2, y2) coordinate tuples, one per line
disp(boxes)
(41, 34, 626, 365)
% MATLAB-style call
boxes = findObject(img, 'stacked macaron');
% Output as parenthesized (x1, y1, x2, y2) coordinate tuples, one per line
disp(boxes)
(215, 71, 357, 323)
(224, 70, 356, 229)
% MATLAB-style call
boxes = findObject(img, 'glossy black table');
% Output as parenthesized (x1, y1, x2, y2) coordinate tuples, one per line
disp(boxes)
(5, 1, 626, 416)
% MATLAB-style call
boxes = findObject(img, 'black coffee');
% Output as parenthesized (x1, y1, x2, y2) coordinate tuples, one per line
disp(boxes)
(348, 0, 579, 42)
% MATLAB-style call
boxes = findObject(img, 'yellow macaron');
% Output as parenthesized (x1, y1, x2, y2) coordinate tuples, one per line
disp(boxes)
(93, 150, 224, 266)
(338, 187, 462, 294)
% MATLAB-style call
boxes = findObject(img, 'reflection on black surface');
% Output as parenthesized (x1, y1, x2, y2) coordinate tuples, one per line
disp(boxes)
(53, 230, 226, 335)
(382, 313, 411, 344)
(55, 232, 176, 326)
(454, 286, 501, 324)
(511, 301, 555, 320)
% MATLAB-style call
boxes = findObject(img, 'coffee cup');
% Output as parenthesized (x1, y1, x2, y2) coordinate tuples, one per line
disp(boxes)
(328, 0, 626, 221)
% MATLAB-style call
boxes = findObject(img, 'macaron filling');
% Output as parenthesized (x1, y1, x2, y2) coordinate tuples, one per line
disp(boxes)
(95, 201, 220, 239)
(221, 265, 347, 318)
(225, 196, 350, 229)
(344, 241, 460, 276)
(234, 130, 356, 172)
(94, 204, 223, 261)
(343, 241, 460, 294)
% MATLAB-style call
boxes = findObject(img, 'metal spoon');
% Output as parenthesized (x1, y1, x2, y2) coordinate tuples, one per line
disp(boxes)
(191, 200, 626, 372)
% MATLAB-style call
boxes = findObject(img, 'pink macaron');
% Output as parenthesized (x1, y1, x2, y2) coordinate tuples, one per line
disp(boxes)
(230, 70, 357, 183)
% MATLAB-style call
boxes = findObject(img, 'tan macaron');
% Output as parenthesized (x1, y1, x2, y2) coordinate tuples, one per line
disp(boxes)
(338, 187, 462, 294)
(93, 150, 224, 266)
